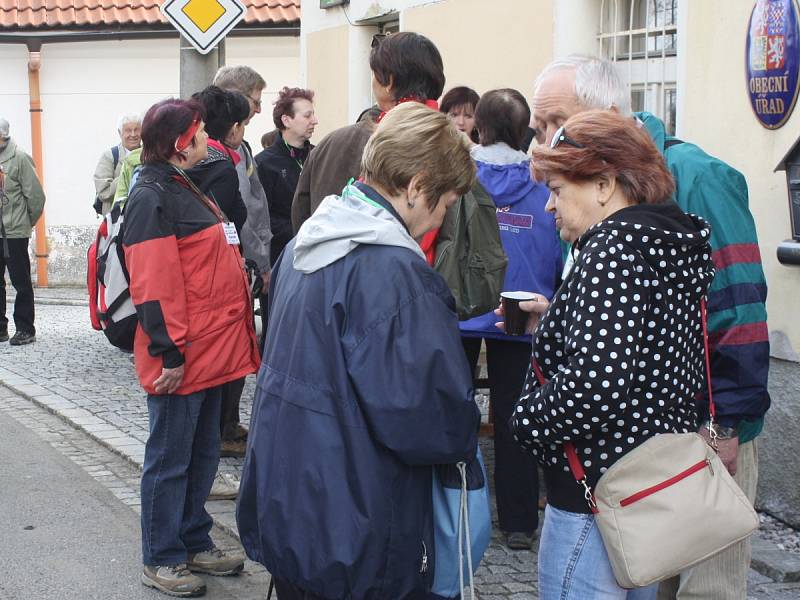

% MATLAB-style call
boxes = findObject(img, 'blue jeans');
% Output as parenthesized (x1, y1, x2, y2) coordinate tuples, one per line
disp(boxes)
(538, 505, 658, 600)
(141, 386, 222, 566)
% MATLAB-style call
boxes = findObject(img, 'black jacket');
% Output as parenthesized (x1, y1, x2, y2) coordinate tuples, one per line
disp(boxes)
(188, 141, 247, 234)
(512, 202, 715, 513)
(255, 134, 312, 265)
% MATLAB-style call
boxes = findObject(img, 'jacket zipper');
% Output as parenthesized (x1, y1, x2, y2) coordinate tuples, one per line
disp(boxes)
(619, 458, 713, 507)
(420, 540, 428, 574)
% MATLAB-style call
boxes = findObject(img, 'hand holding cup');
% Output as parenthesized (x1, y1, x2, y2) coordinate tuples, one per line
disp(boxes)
(495, 291, 550, 335)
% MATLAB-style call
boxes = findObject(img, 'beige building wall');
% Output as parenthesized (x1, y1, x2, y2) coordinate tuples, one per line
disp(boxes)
(305, 25, 350, 140)
(680, 1, 800, 355)
(403, 0, 553, 103)
(301, 0, 555, 137)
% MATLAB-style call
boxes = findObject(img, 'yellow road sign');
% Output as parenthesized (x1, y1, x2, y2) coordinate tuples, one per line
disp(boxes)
(161, 0, 247, 54)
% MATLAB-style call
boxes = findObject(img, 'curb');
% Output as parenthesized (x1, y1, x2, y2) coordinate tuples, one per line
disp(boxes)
(0, 375, 243, 542)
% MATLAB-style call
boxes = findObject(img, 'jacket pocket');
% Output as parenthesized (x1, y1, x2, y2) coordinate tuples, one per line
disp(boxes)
(619, 458, 713, 507)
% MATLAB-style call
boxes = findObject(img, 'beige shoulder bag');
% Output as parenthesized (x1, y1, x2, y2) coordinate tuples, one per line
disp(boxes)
(532, 300, 759, 589)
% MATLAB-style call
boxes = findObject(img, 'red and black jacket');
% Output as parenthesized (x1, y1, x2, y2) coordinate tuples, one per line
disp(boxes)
(122, 162, 260, 396)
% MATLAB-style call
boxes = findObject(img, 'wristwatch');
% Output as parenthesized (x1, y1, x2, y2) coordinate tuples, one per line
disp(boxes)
(702, 421, 739, 440)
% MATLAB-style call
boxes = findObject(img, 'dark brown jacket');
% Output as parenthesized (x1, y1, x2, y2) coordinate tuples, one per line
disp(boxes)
(291, 119, 377, 234)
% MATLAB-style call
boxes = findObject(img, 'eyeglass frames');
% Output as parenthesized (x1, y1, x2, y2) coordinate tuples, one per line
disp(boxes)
(371, 33, 388, 48)
(550, 125, 585, 150)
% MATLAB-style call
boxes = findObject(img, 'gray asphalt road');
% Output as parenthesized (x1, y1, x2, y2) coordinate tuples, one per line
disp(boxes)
(0, 408, 268, 600)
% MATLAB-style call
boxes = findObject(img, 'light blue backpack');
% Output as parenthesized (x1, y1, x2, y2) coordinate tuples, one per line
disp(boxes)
(431, 448, 492, 600)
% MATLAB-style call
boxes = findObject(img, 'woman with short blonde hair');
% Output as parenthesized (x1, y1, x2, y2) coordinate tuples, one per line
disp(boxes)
(237, 102, 481, 600)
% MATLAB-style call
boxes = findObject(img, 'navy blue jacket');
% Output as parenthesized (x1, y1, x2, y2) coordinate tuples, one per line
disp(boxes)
(237, 229, 480, 599)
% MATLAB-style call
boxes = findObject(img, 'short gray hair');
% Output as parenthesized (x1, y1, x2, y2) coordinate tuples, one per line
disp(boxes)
(117, 113, 141, 131)
(534, 55, 631, 116)
(0, 117, 9, 139)
(213, 65, 266, 96)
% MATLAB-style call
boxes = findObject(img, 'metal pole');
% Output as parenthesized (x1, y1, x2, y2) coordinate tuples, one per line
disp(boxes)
(179, 36, 225, 99)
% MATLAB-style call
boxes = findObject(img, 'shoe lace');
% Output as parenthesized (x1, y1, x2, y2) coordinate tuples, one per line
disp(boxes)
(166, 564, 193, 577)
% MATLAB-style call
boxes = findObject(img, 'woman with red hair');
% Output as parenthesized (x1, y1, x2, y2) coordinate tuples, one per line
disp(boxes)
(123, 98, 260, 597)
(508, 110, 715, 599)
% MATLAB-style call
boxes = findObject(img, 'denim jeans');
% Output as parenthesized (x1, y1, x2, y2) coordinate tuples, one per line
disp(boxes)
(141, 386, 222, 566)
(538, 505, 658, 600)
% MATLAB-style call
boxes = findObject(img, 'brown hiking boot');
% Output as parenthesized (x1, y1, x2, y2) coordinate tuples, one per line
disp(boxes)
(220, 438, 246, 458)
(141, 564, 206, 597)
(187, 546, 244, 576)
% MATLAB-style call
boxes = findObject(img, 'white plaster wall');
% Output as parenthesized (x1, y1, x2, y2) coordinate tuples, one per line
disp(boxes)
(0, 35, 299, 228)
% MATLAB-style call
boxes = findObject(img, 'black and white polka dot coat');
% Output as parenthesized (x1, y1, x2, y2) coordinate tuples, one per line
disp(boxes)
(512, 203, 715, 511)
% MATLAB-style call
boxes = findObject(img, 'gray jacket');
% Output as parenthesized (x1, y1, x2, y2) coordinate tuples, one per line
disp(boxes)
(93, 144, 125, 205)
(236, 142, 273, 274)
(0, 139, 46, 239)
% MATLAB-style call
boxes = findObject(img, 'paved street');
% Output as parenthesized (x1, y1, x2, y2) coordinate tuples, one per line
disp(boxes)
(0, 290, 799, 599)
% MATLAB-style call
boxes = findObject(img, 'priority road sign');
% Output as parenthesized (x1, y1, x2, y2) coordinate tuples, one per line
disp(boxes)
(161, 0, 247, 55)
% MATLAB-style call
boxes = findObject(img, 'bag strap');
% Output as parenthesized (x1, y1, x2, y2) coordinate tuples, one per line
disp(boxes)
(531, 298, 714, 513)
(111, 145, 120, 171)
(456, 461, 476, 600)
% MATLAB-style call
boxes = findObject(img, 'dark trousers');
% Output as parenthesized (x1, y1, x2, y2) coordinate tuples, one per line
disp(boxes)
(0, 237, 35, 334)
(462, 337, 539, 534)
(141, 386, 221, 566)
(220, 377, 246, 440)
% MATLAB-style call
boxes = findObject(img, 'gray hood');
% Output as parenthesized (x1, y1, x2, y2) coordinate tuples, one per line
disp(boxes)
(293, 184, 425, 274)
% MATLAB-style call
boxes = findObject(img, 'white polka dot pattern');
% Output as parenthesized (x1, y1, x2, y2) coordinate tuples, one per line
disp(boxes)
(511, 213, 715, 488)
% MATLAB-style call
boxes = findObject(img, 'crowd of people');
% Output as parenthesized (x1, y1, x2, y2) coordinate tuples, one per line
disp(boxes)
(0, 26, 768, 600)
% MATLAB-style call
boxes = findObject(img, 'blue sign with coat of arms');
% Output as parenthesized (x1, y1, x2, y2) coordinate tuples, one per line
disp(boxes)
(746, 0, 800, 129)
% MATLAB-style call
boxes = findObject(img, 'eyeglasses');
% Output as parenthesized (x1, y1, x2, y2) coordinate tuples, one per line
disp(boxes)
(550, 125, 585, 150)
(248, 96, 262, 110)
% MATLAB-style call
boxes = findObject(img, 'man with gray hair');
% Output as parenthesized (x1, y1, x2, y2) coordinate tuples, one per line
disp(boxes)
(210, 64, 273, 463)
(93, 113, 141, 215)
(528, 55, 769, 600)
(0, 117, 46, 346)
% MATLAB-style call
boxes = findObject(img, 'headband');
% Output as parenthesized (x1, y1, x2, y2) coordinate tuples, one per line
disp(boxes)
(174, 117, 201, 154)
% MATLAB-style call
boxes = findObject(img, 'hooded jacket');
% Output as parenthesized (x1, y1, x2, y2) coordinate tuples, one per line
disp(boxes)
(638, 112, 769, 442)
(0, 139, 45, 239)
(237, 182, 480, 599)
(512, 203, 715, 513)
(459, 143, 562, 340)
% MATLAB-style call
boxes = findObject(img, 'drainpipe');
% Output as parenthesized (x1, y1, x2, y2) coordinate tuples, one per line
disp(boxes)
(26, 40, 48, 287)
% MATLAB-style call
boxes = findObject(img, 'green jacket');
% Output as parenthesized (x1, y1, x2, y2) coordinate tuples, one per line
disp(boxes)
(638, 112, 770, 443)
(0, 140, 46, 239)
(113, 147, 142, 206)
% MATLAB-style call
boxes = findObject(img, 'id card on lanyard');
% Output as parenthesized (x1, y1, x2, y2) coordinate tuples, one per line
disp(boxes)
(222, 222, 240, 245)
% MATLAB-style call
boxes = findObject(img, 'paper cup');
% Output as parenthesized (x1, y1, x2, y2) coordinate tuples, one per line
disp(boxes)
(501, 291, 537, 336)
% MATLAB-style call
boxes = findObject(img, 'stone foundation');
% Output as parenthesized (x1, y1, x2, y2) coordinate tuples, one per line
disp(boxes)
(29, 225, 98, 286)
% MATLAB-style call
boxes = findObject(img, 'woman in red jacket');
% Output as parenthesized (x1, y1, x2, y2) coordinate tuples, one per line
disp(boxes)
(123, 98, 260, 598)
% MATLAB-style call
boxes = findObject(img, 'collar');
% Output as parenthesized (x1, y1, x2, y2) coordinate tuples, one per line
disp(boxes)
(353, 181, 410, 234)
(376, 98, 440, 123)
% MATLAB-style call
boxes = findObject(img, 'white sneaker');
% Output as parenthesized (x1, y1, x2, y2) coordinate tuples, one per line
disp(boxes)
(208, 472, 239, 501)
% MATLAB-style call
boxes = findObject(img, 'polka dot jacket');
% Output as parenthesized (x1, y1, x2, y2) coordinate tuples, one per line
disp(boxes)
(512, 203, 715, 513)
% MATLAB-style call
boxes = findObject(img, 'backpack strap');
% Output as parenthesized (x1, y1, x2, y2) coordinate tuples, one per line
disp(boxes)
(664, 138, 684, 150)
(111, 146, 120, 171)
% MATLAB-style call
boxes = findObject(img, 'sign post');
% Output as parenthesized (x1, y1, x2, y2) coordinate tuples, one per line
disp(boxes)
(161, 0, 247, 97)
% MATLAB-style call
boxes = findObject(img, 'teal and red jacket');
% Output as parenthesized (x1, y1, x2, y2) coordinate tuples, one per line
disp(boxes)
(638, 112, 770, 441)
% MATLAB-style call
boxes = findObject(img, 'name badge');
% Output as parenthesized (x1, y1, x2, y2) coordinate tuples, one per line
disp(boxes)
(222, 222, 240, 245)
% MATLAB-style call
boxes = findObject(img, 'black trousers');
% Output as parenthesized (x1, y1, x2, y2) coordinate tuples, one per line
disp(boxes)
(462, 337, 539, 534)
(0, 237, 35, 335)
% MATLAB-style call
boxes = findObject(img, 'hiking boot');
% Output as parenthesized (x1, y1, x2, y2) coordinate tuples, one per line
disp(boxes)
(506, 531, 535, 551)
(9, 331, 35, 346)
(187, 546, 244, 576)
(208, 472, 239, 501)
(220, 438, 246, 458)
(141, 564, 206, 597)
(0, 328, 8, 343)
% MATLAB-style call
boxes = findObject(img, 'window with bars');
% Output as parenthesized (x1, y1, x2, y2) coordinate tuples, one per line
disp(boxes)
(599, 0, 678, 135)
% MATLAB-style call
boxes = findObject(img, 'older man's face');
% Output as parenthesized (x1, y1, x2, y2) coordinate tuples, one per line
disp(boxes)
(119, 122, 141, 151)
(532, 68, 586, 147)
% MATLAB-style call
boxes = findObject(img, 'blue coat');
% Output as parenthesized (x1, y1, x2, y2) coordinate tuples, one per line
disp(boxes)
(237, 223, 480, 599)
(459, 157, 562, 341)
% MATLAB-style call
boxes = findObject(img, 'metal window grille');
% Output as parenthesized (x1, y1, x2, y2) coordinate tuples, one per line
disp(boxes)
(599, 0, 678, 134)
